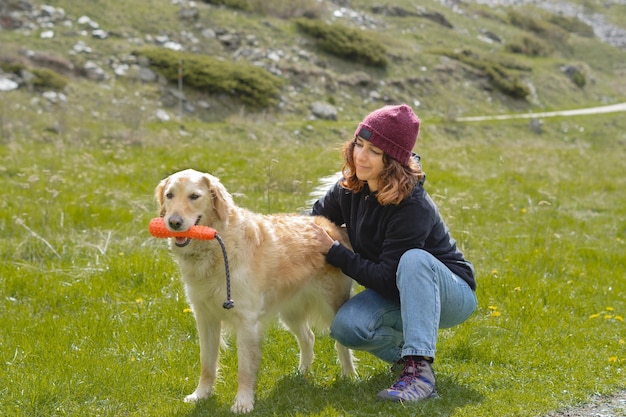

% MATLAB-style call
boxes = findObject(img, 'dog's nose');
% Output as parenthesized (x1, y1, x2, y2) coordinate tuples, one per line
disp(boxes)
(168, 215, 184, 230)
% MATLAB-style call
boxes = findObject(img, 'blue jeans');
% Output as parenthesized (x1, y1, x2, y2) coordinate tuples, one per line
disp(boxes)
(330, 249, 477, 363)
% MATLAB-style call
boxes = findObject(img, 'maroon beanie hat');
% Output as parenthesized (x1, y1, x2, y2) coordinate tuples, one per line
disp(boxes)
(354, 104, 420, 166)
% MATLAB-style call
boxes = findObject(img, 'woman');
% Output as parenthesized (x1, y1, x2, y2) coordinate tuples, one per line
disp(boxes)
(311, 104, 477, 402)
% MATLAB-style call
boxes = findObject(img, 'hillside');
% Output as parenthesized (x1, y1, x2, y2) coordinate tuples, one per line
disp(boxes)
(2, 2, 626, 417)
(1, 0, 625, 126)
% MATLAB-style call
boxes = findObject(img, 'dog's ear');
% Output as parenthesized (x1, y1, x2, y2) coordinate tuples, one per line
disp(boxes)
(155, 177, 169, 217)
(202, 173, 233, 222)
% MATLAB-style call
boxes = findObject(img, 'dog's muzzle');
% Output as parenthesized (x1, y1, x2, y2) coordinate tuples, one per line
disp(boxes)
(167, 215, 202, 247)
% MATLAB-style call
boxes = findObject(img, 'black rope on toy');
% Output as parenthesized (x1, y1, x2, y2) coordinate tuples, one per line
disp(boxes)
(214, 233, 234, 309)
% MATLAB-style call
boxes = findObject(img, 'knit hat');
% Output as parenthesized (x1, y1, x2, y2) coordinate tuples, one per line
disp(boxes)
(354, 104, 420, 166)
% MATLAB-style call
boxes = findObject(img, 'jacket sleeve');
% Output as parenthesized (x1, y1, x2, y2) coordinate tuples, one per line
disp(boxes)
(311, 182, 345, 226)
(326, 198, 436, 300)
(325, 242, 402, 299)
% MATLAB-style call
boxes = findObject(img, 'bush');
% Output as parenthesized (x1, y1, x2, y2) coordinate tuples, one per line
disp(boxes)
(202, 0, 324, 18)
(0, 61, 68, 90)
(571, 70, 586, 88)
(436, 49, 530, 99)
(484, 64, 530, 99)
(507, 10, 569, 44)
(138, 47, 283, 108)
(549, 14, 595, 37)
(31, 68, 68, 90)
(202, 0, 251, 11)
(294, 18, 388, 68)
(506, 34, 553, 57)
(562, 65, 586, 88)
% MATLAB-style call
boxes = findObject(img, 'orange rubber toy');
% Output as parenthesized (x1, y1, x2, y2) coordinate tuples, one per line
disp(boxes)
(148, 217, 217, 240)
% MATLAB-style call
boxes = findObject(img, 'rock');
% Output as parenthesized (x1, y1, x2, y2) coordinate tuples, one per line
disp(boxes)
(528, 117, 543, 134)
(72, 40, 92, 53)
(83, 61, 106, 81)
(311, 102, 338, 120)
(178, 5, 199, 21)
(480, 29, 504, 44)
(138, 67, 157, 83)
(416, 7, 453, 28)
(156, 109, 170, 121)
(371, 5, 418, 17)
(0, 78, 19, 91)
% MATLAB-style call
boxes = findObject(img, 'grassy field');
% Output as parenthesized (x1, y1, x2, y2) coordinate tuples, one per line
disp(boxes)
(1, 85, 625, 416)
(1, 0, 626, 414)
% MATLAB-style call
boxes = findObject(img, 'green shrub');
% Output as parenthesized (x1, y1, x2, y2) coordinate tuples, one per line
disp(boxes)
(0, 61, 24, 74)
(258, 0, 324, 19)
(571, 70, 586, 88)
(202, 0, 323, 18)
(0, 61, 68, 90)
(567, 67, 586, 88)
(31, 68, 68, 90)
(507, 10, 569, 44)
(436, 49, 530, 99)
(506, 34, 553, 57)
(202, 0, 251, 11)
(549, 14, 595, 37)
(294, 18, 388, 68)
(138, 47, 283, 108)
(484, 64, 530, 99)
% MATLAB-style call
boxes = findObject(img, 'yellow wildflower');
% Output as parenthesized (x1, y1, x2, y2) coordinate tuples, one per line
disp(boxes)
(589, 313, 600, 319)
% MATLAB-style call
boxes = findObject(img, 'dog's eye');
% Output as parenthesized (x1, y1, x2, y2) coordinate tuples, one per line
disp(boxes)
(166, 192, 173, 199)
(189, 193, 200, 200)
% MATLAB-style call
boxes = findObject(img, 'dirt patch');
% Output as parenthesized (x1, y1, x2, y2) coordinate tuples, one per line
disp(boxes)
(545, 391, 626, 417)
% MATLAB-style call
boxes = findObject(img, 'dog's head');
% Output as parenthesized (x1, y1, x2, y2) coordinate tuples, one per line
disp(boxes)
(155, 169, 233, 247)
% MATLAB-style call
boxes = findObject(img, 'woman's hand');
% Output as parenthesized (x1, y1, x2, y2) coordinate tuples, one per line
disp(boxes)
(312, 223, 336, 255)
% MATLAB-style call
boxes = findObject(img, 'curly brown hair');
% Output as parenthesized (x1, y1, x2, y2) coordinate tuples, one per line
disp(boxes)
(339, 138, 425, 205)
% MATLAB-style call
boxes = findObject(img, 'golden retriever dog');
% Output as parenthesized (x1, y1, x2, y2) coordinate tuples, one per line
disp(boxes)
(155, 169, 356, 413)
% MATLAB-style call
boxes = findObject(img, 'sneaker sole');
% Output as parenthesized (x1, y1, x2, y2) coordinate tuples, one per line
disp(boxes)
(376, 390, 438, 403)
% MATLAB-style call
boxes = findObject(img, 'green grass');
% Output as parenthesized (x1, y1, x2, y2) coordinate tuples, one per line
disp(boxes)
(1, 85, 625, 416)
(1, 0, 626, 414)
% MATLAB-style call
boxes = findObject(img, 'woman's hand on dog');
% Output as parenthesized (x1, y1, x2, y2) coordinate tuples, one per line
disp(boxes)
(312, 223, 336, 255)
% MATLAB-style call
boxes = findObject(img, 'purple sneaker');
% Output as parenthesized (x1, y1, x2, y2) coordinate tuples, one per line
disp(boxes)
(377, 357, 437, 402)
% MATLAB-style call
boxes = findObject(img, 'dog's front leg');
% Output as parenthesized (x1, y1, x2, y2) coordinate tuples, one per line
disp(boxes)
(231, 320, 263, 414)
(185, 316, 221, 403)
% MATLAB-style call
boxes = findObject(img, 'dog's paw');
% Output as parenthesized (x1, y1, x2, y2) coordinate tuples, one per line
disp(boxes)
(184, 388, 212, 403)
(231, 393, 254, 414)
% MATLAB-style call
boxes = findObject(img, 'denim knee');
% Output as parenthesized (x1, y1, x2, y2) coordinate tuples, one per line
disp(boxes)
(397, 249, 433, 286)
(330, 310, 363, 348)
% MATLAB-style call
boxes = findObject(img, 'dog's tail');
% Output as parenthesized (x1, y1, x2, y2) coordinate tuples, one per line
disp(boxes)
(303, 171, 343, 212)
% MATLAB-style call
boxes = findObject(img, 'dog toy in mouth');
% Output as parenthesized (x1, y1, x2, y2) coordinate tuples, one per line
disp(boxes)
(148, 217, 234, 310)
(148, 217, 217, 240)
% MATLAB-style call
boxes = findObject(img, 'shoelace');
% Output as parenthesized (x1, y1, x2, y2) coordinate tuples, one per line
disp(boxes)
(392, 360, 432, 389)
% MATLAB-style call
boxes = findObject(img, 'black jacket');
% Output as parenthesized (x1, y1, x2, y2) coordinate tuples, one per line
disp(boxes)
(311, 180, 476, 300)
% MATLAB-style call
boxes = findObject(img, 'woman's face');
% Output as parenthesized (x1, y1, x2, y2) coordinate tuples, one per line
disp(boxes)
(353, 137, 385, 191)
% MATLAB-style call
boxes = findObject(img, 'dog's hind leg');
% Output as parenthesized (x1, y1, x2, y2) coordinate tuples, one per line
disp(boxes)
(335, 341, 357, 378)
(280, 310, 315, 373)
